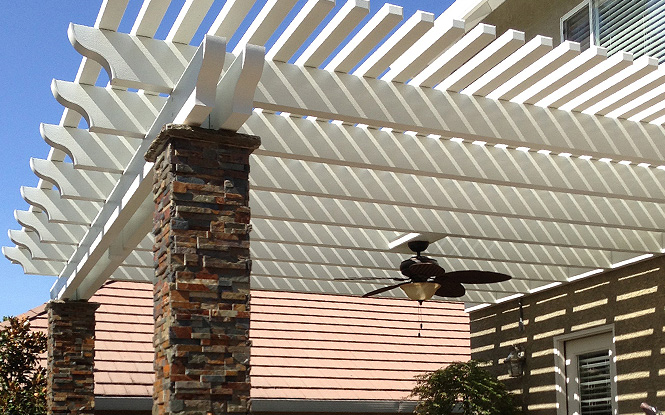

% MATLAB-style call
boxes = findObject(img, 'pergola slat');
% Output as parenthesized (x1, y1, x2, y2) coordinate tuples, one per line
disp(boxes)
(382, 17, 466, 83)
(410, 23, 497, 88)
(295, 0, 370, 68)
(255, 61, 665, 163)
(246, 111, 665, 203)
(436, 29, 525, 92)
(463, 35, 553, 96)
(353, 10, 434, 78)
(325, 3, 403, 73)
(233, 0, 300, 55)
(249, 190, 663, 253)
(267, 0, 336, 63)
(249, 154, 665, 232)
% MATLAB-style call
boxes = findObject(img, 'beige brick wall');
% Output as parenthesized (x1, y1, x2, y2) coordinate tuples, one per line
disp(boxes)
(470, 255, 665, 414)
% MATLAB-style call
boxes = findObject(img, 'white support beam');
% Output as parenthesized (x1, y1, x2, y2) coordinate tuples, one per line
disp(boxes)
(21, 187, 101, 225)
(325, 3, 403, 73)
(250, 240, 592, 282)
(249, 155, 665, 232)
(409, 23, 496, 88)
(436, 29, 525, 92)
(381, 18, 466, 83)
(353, 10, 434, 79)
(52, 80, 167, 138)
(245, 113, 665, 203)
(254, 60, 665, 165)
(250, 259, 574, 296)
(50, 33, 237, 301)
(267, 0, 337, 63)
(30, 159, 118, 202)
(14, 210, 87, 245)
(111, 265, 154, 282)
(3, 247, 63, 276)
(9, 230, 75, 261)
(463, 35, 553, 96)
(212, 45, 265, 131)
(69, 23, 197, 93)
(166, 0, 215, 45)
(249, 272, 502, 304)
(233, 0, 300, 55)
(173, 35, 227, 126)
(41, 124, 141, 174)
(250, 217, 617, 268)
(249, 190, 664, 253)
(295, 0, 370, 68)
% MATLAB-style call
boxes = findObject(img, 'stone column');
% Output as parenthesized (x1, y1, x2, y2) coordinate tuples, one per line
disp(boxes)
(146, 124, 260, 415)
(46, 300, 100, 415)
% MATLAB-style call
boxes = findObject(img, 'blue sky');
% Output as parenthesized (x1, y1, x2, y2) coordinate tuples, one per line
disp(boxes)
(0, 0, 455, 317)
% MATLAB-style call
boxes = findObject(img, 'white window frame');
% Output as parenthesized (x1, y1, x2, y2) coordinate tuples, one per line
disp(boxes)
(560, 0, 595, 46)
(553, 325, 618, 415)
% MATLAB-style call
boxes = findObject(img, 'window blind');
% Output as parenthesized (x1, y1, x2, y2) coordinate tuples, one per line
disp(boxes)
(595, 0, 665, 62)
(578, 350, 612, 415)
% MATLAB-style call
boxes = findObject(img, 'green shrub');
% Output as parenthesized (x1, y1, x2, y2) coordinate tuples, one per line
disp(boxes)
(0, 316, 47, 415)
(411, 360, 520, 415)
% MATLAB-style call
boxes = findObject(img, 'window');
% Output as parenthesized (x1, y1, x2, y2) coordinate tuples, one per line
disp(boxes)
(562, 1, 592, 51)
(561, 0, 665, 62)
(554, 327, 617, 415)
(577, 351, 612, 414)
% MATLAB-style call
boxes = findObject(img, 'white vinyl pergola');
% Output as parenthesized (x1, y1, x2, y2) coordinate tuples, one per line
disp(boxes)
(4, 0, 665, 309)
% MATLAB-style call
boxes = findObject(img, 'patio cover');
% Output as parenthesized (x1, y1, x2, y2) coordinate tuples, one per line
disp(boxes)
(4, 0, 665, 309)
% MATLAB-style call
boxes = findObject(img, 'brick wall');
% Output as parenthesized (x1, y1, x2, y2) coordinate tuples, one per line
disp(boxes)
(470, 255, 665, 414)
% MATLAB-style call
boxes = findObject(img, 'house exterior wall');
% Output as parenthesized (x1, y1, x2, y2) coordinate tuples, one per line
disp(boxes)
(481, 0, 583, 43)
(469, 255, 665, 414)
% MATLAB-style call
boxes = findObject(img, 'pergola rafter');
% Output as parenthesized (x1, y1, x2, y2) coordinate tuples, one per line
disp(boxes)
(4, 0, 665, 307)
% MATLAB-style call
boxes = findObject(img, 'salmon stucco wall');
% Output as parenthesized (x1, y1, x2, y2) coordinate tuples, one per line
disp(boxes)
(470, 255, 665, 415)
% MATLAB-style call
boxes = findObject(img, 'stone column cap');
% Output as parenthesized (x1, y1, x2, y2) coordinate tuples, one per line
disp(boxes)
(45, 300, 101, 311)
(145, 124, 261, 162)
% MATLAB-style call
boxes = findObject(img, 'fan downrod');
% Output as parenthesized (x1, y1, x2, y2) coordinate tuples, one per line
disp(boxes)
(407, 240, 430, 256)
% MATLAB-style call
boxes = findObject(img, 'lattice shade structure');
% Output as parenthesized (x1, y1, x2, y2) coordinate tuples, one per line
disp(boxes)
(3, 0, 664, 308)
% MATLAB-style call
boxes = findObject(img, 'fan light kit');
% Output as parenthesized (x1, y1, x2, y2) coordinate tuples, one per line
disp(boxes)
(360, 240, 512, 303)
(400, 282, 441, 302)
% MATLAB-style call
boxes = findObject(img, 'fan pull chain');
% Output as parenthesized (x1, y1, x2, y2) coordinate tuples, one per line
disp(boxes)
(418, 300, 424, 337)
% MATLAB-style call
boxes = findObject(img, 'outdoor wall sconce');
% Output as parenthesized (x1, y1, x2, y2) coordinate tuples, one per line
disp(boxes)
(504, 345, 526, 377)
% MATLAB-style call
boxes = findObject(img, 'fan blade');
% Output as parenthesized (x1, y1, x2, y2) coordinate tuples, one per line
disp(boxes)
(434, 280, 466, 298)
(402, 262, 446, 278)
(362, 282, 408, 297)
(333, 277, 407, 281)
(444, 270, 511, 284)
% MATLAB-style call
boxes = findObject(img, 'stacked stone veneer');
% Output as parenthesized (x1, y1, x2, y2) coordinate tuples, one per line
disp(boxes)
(46, 300, 100, 415)
(146, 124, 261, 415)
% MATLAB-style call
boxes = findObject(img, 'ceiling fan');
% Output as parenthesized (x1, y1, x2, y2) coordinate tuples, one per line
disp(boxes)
(357, 240, 511, 302)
